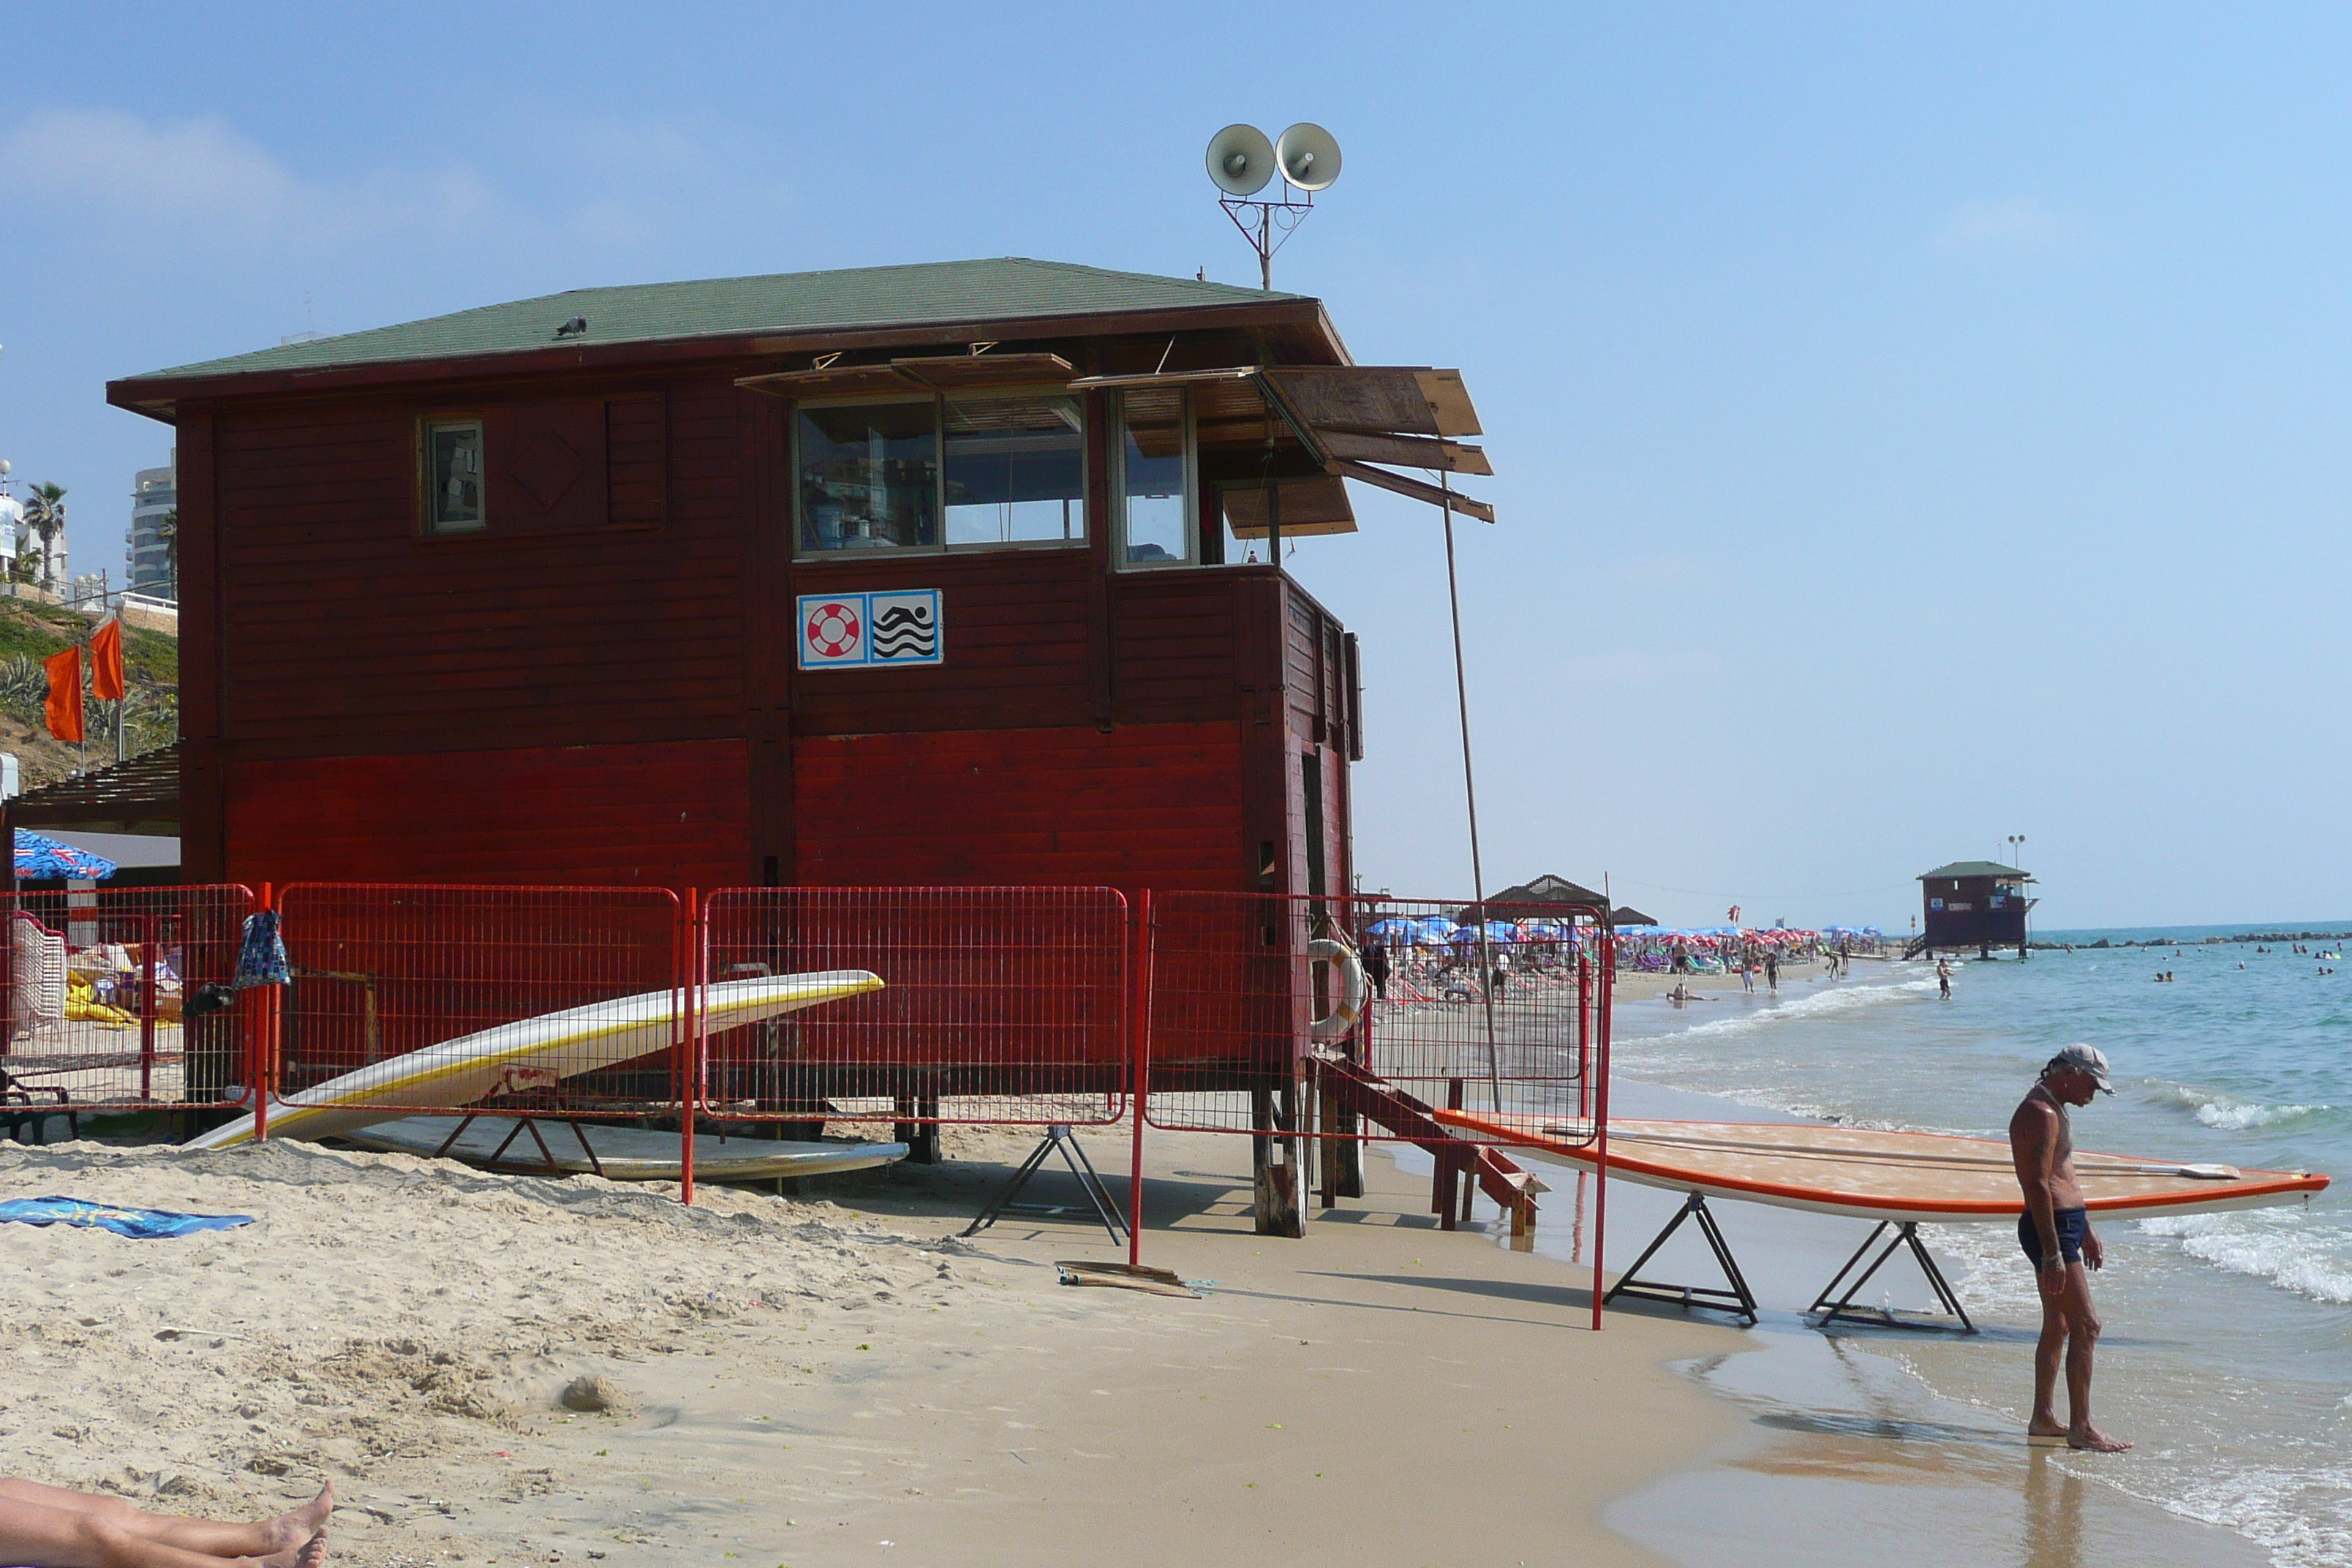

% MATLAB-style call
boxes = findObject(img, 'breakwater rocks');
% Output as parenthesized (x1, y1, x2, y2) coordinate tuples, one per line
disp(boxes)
(2030, 931, 2352, 951)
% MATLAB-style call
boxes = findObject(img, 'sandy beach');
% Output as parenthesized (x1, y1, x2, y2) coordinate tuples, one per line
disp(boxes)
(0, 1123, 1748, 1567)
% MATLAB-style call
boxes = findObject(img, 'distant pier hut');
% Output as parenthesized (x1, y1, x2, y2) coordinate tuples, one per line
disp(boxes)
(1914, 861, 2035, 959)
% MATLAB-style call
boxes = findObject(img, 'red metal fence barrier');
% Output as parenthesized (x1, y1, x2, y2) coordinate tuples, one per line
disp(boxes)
(272, 883, 687, 1123)
(1, 885, 256, 1136)
(699, 886, 1129, 1133)
(1142, 892, 1604, 1147)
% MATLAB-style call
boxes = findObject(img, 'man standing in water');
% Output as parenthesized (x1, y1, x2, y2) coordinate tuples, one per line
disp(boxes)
(2010, 1044, 2131, 1452)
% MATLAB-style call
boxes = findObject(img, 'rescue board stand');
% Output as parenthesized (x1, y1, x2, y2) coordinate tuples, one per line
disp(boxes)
(431, 1109, 607, 1180)
(1602, 1192, 1759, 1325)
(965, 1124, 1128, 1247)
(1806, 1219, 1976, 1334)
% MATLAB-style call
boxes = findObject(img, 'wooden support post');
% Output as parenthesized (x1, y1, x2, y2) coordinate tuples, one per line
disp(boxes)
(1251, 1080, 1305, 1237)
(1317, 1072, 1338, 1211)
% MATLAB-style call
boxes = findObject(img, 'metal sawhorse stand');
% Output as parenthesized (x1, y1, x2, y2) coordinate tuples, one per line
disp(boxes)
(962, 1124, 1127, 1247)
(1602, 1191, 1759, 1324)
(1806, 1219, 1976, 1333)
(1601, 1191, 1978, 1334)
(430, 1112, 608, 1180)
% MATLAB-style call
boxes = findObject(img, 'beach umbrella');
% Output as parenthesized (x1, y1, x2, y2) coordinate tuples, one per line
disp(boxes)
(1364, 917, 1415, 940)
(13, 829, 116, 882)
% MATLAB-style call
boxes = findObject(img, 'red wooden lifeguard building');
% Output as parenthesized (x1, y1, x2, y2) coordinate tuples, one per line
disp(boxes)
(108, 259, 1490, 906)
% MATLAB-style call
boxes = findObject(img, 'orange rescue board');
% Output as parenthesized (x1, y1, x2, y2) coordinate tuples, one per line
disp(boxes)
(1435, 1112, 2331, 1224)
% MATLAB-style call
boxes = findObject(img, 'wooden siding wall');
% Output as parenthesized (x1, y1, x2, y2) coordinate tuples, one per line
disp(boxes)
(222, 739, 750, 889)
(181, 356, 1352, 897)
(792, 722, 1244, 892)
(211, 380, 741, 758)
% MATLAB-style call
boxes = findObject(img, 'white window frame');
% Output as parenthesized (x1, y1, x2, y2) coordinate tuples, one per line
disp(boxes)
(1112, 388, 1197, 570)
(420, 417, 487, 535)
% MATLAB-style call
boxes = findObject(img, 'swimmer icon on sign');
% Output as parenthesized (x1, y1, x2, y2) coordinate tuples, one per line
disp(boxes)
(796, 589, 943, 670)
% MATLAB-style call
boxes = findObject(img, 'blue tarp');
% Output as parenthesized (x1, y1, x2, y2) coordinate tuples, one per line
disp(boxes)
(12, 830, 116, 882)
(0, 1197, 254, 1238)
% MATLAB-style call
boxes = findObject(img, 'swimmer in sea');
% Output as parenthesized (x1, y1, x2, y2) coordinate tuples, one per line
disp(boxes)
(0, 1478, 330, 1567)
(2010, 1047, 2130, 1452)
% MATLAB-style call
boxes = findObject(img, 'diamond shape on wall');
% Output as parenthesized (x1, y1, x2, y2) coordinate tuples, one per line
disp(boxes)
(510, 431, 586, 510)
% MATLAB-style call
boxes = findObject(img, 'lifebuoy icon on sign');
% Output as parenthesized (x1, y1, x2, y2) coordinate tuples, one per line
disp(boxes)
(802, 600, 864, 664)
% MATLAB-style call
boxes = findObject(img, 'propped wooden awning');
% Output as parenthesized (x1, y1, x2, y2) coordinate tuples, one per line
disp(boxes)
(1221, 477, 1357, 538)
(738, 352, 1076, 398)
(1070, 363, 1496, 524)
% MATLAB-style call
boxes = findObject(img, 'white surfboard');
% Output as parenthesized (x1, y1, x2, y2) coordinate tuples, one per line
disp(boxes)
(342, 1116, 907, 1183)
(187, 971, 883, 1150)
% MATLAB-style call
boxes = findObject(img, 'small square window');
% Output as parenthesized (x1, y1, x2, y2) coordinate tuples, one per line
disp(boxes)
(425, 420, 486, 533)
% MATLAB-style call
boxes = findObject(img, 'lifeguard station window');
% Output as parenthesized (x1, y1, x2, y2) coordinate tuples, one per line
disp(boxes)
(796, 399, 938, 552)
(422, 419, 486, 533)
(1115, 388, 1194, 568)
(795, 393, 1089, 555)
(944, 393, 1086, 546)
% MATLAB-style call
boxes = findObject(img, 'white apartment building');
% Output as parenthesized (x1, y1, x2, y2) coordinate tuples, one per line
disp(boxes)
(127, 452, 176, 598)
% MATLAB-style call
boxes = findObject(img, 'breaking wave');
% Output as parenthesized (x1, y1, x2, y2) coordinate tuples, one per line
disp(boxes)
(2150, 1080, 2334, 1131)
(2136, 1210, 2352, 1305)
(1667, 976, 1936, 1043)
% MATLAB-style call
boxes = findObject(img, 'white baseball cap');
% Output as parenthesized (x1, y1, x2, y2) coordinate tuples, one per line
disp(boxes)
(2046, 1043, 2116, 1093)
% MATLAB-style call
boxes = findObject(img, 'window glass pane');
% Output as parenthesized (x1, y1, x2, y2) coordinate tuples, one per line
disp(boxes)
(796, 402, 938, 551)
(1120, 388, 1189, 565)
(429, 422, 484, 532)
(943, 395, 1085, 546)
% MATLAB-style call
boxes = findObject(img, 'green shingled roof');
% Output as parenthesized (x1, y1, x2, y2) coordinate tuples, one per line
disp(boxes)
(121, 257, 1305, 384)
(1918, 862, 2032, 881)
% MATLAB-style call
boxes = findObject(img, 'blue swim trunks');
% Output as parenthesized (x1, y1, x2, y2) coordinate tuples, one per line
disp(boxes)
(2018, 1205, 2087, 1267)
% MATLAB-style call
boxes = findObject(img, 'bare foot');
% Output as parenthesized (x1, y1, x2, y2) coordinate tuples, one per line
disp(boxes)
(246, 1529, 327, 1568)
(264, 1482, 334, 1552)
(2069, 1425, 2133, 1452)
(2027, 1419, 2068, 1442)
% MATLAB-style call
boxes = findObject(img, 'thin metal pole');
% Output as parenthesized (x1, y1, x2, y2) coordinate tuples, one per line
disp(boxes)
(1439, 480, 1500, 1109)
(1128, 890, 1153, 1268)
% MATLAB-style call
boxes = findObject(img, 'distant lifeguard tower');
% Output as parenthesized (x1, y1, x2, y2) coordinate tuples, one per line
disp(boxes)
(1912, 862, 2035, 958)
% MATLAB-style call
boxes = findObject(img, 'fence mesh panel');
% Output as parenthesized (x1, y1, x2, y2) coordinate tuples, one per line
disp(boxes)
(1, 885, 255, 1128)
(1142, 892, 1605, 1147)
(274, 884, 685, 1120)
(699, 886, 1128, 1129)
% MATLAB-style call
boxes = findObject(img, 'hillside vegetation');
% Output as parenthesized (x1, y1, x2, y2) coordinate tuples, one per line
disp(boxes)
(0, 598, 177, 791)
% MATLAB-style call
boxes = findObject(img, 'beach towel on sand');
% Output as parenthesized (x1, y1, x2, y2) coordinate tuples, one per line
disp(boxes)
(0, 1196, 254, 1238)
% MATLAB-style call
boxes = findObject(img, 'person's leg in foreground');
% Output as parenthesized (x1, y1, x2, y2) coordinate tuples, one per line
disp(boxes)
(0, 1478, 331, 1568)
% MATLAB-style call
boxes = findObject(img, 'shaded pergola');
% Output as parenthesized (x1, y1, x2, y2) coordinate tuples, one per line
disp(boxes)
(0, 743, 180, 892)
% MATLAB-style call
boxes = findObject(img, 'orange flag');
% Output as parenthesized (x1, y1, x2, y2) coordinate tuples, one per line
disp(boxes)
(91, 619, 125, 702)
(43, 647, 83, 742)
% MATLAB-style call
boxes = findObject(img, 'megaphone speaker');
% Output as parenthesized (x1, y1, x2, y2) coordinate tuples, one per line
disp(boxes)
(1206, 124, 1276, 197)
(1276, 122, 1342, 192)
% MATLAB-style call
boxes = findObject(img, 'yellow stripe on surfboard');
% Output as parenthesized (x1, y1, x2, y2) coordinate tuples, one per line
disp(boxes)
(187, 971, 881, 1151)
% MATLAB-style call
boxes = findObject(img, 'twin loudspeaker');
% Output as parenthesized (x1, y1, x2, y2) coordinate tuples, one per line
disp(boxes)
(1206, 122, 1343, 195)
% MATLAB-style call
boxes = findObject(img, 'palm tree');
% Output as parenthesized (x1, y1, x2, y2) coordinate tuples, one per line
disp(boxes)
(22, 482, 64, 595)
(157, 507, 178, 601)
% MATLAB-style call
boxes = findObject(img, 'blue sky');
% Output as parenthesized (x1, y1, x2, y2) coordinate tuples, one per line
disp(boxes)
(5, 4, 2348, 929)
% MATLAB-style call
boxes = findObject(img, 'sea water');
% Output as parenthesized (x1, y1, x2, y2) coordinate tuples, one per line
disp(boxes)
(1600, 928, 2352, 1567)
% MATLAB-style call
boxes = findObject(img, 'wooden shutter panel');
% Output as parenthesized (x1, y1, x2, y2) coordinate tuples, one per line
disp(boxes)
(485, 397, 608, 534)
(606, 392, 668, 527)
